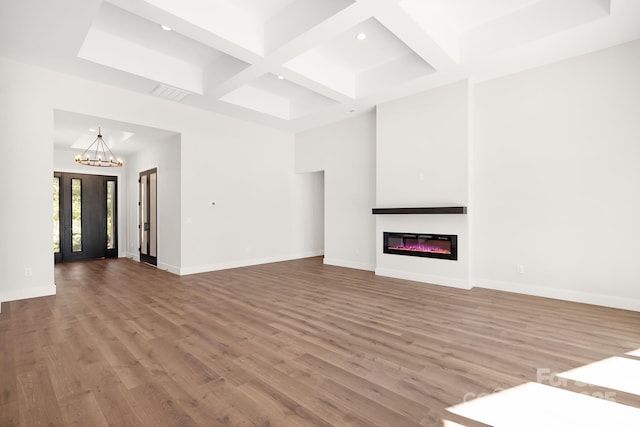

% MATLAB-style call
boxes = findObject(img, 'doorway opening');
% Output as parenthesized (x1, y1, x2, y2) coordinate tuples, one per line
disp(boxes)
(54, 172, 118, 263)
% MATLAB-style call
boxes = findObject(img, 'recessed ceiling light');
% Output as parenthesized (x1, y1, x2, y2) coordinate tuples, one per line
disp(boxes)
(160, 25, 172, 31)
(88, 128, 96, 132)
(356, 32, 366, 41)
(277, 75, 284, 80)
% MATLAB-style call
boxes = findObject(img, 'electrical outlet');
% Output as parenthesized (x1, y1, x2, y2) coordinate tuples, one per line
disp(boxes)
(516, 264, 525, 274)
(24, 267, 32, 277)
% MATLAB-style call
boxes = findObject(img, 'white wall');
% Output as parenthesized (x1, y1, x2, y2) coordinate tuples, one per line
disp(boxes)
(0, 57, 319, 307)
(53, 147, 128, 259)
(472, 39, 640, 311)
(375, 81, 470, 288)
(296, 112, 376, 271)
(125, 135, 181, 273)
(0, 62, 55, 309)
(376, 81, 469, 206)
(179, 123, 322, 274)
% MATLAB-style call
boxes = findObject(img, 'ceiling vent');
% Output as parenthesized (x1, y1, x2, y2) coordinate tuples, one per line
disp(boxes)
(150, 84, 191, 102)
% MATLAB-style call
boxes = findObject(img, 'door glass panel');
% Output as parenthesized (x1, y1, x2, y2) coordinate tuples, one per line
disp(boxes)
(106, 180, 115, 250)
(149, 172, 157, 257)
(140, 175, 148, 255)
(53, 176, 60, 253)
(71, 178, 82, 252)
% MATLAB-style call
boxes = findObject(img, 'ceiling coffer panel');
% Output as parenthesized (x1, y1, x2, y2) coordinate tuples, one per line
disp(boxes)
(221, 73, 339, 120)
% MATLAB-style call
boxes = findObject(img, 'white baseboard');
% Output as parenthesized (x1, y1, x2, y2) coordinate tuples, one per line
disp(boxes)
(375, 267, 471, 289)
(323, 257, 375, 272)
(0, 285, 57, 313)
(157, 262, 180, 275)
(179, 250, 325, 276)
(474, 278, 640, 312)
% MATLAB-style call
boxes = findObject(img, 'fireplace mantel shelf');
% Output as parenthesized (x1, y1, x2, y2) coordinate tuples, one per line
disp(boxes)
(372, 207, 467, 215)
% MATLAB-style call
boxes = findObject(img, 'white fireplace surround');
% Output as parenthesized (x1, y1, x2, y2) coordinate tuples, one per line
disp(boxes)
(375, 213, 470, 289)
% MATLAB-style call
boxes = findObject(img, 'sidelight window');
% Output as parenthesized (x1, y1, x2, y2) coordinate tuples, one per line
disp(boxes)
(53, 176, 60, 253)
(106, 180, 115, 250)
(71, 178, 82, 252)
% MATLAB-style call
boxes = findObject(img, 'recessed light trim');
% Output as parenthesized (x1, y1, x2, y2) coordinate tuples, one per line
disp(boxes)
(277, 75, 284, 80)
(356, 32, 366, 41)
(88, 128, 96, 132)
(161, 25, 172, 31)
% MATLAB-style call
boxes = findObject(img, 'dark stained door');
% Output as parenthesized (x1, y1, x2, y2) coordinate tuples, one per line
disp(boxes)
(56, 172, 117, 262)
(139, 168, 157, 266)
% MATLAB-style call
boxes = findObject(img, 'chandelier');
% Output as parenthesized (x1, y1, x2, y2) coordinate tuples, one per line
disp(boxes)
(74, 127, 123, 167)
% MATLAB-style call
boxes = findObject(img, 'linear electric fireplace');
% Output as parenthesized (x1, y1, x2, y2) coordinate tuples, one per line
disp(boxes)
(383, 232, 458, 260)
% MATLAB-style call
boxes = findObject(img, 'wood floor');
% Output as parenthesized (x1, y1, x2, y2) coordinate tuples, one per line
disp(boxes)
(1, 257, 639, 426)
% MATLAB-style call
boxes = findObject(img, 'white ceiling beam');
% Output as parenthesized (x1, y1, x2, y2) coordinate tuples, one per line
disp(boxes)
(265, 2, 373, 64)
(265, 0, 357, 54)
(204, 63, 271, 98)
(366, 0, 458, 72)
(207, 1, 373, 105)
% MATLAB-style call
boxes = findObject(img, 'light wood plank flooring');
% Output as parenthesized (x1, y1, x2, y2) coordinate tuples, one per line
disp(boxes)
(1, 257, 639, 426)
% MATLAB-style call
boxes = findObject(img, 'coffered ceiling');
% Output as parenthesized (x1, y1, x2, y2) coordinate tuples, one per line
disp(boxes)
(2, 0, 640, 132)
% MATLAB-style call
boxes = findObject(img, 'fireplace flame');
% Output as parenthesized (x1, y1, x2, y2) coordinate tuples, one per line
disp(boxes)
(388, 243, 451, 254)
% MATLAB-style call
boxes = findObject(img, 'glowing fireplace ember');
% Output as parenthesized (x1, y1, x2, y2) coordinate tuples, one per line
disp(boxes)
(383, 232, 458, 260)
(388, 242, 451, 254)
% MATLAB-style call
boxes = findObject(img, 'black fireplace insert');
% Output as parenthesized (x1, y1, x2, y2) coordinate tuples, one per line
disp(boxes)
(383, 232, 457, 260)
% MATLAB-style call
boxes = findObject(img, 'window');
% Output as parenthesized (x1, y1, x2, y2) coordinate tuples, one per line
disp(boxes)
(71, 178, 82, 252)
(53, 176, 60, 253)
(106, 180, 115, 250)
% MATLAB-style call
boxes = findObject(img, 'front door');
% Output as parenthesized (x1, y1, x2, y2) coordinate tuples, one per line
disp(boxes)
(54, 172, 117, 262)
(139, 168, 157, 266)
